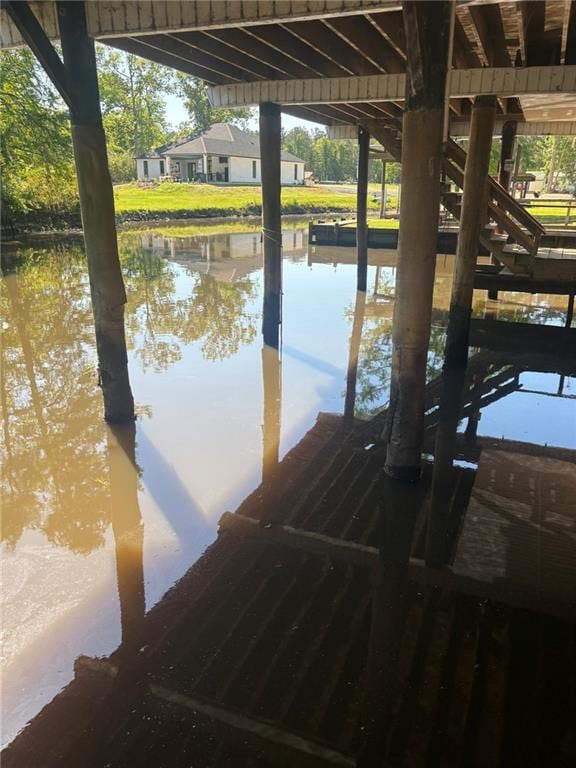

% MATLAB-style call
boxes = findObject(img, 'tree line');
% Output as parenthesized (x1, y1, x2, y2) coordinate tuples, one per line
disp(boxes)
(1, 45, 575, 220)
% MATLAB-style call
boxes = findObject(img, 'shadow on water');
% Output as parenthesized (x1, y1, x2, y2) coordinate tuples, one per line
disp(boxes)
(2, 225, 576, 766)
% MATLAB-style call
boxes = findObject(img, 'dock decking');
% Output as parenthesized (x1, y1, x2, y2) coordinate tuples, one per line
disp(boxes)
(4, 337, 576, 768)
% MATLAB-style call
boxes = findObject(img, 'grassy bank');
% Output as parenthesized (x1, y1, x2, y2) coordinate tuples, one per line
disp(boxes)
(113, 182, 380, 219)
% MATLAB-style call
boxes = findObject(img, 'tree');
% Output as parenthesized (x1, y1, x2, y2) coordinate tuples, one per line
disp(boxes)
(0, 49, 77, 216)
(96, 46, 175, 180)
(176, 74, 252, 132)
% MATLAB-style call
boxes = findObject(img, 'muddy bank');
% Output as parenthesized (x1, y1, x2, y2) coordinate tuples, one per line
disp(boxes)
(2, 203, 356, 237)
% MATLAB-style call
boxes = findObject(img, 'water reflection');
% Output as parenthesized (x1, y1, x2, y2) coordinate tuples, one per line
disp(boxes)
(2, 224, 574, 759)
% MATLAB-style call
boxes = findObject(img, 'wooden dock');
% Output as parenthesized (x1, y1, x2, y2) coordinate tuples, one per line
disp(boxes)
(4, 343, 576, 768)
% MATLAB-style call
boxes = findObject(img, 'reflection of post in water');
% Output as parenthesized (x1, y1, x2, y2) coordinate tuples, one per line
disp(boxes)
(107, 422, 145, 648)
(261, 345, 282, 486)
(426, 365, 468, 567)
(356, 479, 424, 766)
(344, 290, 367, 424)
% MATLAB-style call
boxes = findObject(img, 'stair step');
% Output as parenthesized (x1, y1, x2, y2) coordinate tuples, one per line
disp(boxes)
(489, 234, 509, 243)
(502, 244, 530, 256)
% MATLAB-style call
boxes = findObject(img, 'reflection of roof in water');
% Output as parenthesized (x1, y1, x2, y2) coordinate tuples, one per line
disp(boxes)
(137, 229, 308, 282)
(4, 330, 576, 768)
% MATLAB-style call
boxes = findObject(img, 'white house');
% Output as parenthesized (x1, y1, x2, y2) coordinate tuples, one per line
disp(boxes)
(135, 123, 305, 185)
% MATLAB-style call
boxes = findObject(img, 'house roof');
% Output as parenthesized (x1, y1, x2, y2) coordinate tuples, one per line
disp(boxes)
(141, 123, 303, 163)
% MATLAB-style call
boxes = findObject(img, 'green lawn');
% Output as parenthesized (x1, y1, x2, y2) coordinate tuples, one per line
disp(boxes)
(113, 182, 380, 217)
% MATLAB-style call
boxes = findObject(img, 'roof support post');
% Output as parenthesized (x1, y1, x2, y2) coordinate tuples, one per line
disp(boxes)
(383, 0, 453, 481)
(259, 102, 282, 350)
(445, 95, 497, 369)
(356, 126, 370, 292)
(56, 1, 134, 423)
(380, 161, 387, 219)
(499, 119, 517, 194)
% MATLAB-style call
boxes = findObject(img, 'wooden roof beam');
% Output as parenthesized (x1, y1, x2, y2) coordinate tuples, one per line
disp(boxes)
(205, 28, 319, 80)
(282, 19, 380, 77)
(328, 119, 576, 139)
(323, 14, 405, 74)
(208, 66, 576, 108)
(4, 1, 75, 110)
(466, 3, 511, 67)
(144, 33, 258, 82)
(245, 24, 350, 78)
(173, 31, 283, 81)
(101, 35, 221, 84)
(561, 0, 576, 64)
(366, 10, 406, 58)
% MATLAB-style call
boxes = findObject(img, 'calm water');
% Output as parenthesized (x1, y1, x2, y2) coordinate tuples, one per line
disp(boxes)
(1, 222, 574, 748)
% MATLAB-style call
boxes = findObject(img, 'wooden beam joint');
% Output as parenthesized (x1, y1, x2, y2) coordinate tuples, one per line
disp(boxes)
(4, 0, 75, 111)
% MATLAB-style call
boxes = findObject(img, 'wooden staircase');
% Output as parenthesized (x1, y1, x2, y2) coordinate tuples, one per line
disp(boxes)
(442, 138, 545, 276)
(364, 120, 546, 276)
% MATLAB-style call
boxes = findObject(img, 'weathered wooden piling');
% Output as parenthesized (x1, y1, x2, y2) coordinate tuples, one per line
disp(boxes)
(445, 95, 497, 368)
(357, 126, 370, 292)
(383, 0, 452, 480)
(499, 120, 517, 193)
(58, 1, 134, 423)
(379, 160, 387, 219)
(259, 102, 282, 349)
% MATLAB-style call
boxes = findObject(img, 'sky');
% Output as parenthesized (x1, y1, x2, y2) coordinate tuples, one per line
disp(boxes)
(164, 92, 322, 133)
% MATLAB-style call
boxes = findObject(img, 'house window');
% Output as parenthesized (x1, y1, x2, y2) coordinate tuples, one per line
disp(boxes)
(219, 156, 228, 164)
(252, 160, 257, 179)
(143, 160, 149, 177)
(160, 160, 165, 175)
(294, 164, 298, 180)
(173, 161, 180, 173)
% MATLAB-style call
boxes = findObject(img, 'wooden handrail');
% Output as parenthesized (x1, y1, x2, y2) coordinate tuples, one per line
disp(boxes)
(442, 159, 536, 254)
(446, 139, 545, 235)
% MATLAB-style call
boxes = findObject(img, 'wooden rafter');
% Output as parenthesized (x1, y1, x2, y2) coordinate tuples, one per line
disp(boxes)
(561, 0, 576, 64)
(245, 23, 348, 78)
(366, 9, 406, 57)
(283, 20, 378, 77)
(282, 21, 362, 74)
(173, 31, 280, 80)
(102, 35, 222, 83)
(323, 14, 404, 73)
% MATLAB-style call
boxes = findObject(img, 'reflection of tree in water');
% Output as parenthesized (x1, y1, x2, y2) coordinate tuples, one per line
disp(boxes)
(120, 241, 258, 367)
(178, 272, 257, 360)
(1, 248, 110, 553)
(349, 312, 446, 420)
(1, 240, 258, 553)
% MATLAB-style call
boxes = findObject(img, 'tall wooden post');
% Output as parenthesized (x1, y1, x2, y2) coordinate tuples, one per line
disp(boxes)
(499, 120, 517, 193)
(383, 1, 452, 481)
(380, 160, 387, 218)
(57, 2, 134, 423)
(259, 102, 282, 349)
(357, 126, 370, 292)
(445, 95, 497, 368)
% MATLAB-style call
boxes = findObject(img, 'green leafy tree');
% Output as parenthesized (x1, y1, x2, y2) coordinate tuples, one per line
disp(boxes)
(96, 46, 174, 179)
(0, 49, 77, 215)
(176, 74, 252, 132)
